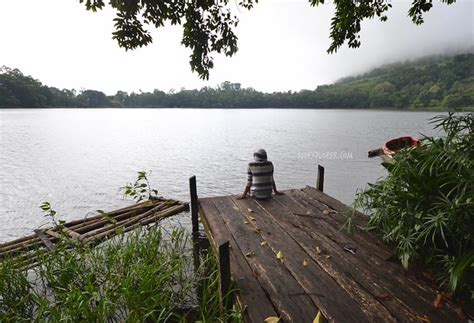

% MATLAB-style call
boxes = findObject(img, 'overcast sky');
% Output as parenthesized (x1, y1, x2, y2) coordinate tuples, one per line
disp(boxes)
(0, 0, 472, 95)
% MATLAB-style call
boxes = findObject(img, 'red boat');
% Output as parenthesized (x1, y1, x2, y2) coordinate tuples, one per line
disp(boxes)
(383, 136, 421, 156)
(368, 136, 420, 160)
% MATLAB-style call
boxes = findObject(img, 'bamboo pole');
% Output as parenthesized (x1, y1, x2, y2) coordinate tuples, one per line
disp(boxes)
(65, 200, 161, 229)
(0, 233, 37, 249)
(0, 203, 163, 257)
(85, 204, 188, 245)
(81, 202, 169, 239)
(0, 199, 186, 260)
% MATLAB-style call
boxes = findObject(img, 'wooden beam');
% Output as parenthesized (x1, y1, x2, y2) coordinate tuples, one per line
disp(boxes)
(218, 240, 231, 312)
(189, 175, 199, 233)
(317, 165, 325, 192)
(34, 229, 56, 250)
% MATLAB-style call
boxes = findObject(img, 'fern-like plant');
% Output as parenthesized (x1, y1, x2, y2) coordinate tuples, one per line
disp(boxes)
(352, 112, 473, 299)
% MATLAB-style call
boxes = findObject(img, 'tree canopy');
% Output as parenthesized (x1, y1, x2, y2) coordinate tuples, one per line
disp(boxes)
(80, 0, 458, 79)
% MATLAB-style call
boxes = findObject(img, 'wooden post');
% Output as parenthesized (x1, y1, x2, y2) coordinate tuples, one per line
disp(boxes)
(219, 240, 231, 311)
(189, 175, 199, 233)
(317, 165, 325, 192)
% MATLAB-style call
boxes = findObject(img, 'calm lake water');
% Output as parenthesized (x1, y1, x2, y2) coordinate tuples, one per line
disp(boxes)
(0, 109, 443, 242)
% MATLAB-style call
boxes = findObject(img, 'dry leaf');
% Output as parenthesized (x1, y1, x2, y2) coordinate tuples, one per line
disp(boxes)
(247, 208, 254, 213)
(325, 255, 331, 259)
(313, 310, 325, 323)
(276, 250, 284, 262)
(264, 317, 280, 323)
(245, 251, 255, 258)
(244, 220, 250, 224)
(316, 246, 321, 254)
(433, 293, 443, 309)
(261, 241, 268, 246)
(416, 315, 430, 323)
(303, 259, 308, 267)
(232, 206, 240, 211)
(251, 227, 261, 233)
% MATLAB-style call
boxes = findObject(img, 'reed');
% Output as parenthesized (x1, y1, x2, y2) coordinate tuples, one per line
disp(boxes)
(0, 226, 241, 322)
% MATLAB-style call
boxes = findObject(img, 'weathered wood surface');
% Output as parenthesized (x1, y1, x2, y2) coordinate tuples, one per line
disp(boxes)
(199, 187, 465, 322)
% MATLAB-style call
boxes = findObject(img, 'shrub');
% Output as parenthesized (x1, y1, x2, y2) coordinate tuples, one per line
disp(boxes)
(0, 227, 241, 322)
(352, 112, 473, 298)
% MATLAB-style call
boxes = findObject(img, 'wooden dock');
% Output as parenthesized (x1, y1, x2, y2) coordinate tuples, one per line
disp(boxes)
(196, 185, 465, 322)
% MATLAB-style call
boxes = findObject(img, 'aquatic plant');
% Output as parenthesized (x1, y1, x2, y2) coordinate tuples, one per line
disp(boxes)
(0, 227, 240, 322)
(120, 171, 159, 202)
(351, 112, 473, 298)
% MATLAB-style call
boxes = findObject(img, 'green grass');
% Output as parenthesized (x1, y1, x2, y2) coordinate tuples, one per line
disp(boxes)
(0, 226, 242, 322)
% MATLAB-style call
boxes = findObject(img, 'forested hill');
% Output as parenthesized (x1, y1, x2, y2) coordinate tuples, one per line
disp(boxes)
(1, 53, 473, 109)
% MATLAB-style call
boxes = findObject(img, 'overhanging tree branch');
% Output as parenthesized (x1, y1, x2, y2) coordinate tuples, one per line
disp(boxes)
(79, 0, 457, 79)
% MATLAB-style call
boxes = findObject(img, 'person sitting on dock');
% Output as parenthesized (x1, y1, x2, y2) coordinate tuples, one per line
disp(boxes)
(238, 149, 284, 200)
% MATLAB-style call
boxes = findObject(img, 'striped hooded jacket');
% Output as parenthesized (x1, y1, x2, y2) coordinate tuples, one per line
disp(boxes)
(247, 160, 274, 199)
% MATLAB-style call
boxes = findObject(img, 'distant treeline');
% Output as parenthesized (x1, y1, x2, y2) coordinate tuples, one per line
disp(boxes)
(1, 53, 473, 109)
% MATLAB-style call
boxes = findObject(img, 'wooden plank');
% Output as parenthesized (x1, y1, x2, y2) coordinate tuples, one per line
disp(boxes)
(234, 196, 384, 322)
(302, 186, 369, 224)
(199, 198, 278, 322)
(286, 189, 393, 260)
(34, 229, 56, 250)
(212, 196, 318, 323)
(269, 193, 459, 322)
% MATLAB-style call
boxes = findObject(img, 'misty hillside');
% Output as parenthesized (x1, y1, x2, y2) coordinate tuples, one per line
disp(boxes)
(323, 53, 474, 108)
(1, 53, 473, 109)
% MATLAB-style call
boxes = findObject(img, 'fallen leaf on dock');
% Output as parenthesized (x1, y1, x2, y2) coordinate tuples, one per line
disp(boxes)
(245, 251, 255, 258)
(261, 241, 268, 246)
(276, 250, 284, 262)
(316, 246, 321, 254)
(264, 316, 280, 323)
(343, 246, 356, 254)
(433, 293, 443, 308)
(247, 208, 254, 213)
(322, 209, 337, 215)
(303, 259, 308, 267)
(416, 314, 430, 322)
(313, 310, 326, 323)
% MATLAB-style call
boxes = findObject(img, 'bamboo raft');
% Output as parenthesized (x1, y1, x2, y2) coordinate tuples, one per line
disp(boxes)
(0, 197, 189, 267)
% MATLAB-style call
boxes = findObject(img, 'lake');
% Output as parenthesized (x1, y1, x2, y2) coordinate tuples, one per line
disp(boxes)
(0, 109, 443, 242)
